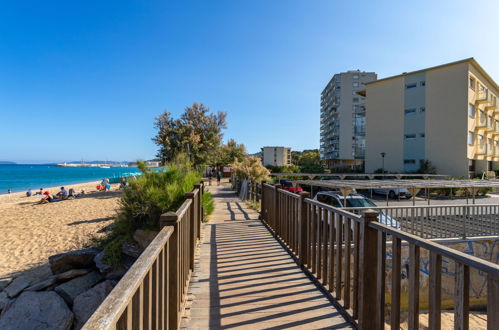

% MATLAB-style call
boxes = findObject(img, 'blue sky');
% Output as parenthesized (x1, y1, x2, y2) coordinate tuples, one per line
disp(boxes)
(1, 0, 498, 163)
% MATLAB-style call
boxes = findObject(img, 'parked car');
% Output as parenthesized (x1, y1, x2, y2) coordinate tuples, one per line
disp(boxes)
(372, 188, 412, 199)
(313, 191, 400, 229)
(279, 179, 303, 193)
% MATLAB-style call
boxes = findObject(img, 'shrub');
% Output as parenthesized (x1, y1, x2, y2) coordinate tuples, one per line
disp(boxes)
(99, 155, 202, 265)
(202, 191, 214, 221)
(232, 156, 270, 182)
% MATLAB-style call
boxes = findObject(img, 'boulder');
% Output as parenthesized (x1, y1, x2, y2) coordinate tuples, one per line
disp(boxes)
(54, 271, 102, 305)
(133, 229, 158, 250)
(49, 248, 99, 274)
(0, 291, 73, 330)
(0, 291, 10, 312)
(72, 281, 114, 329)
(122, 241, 142, 258)
(4, 276, 31, 298)
(26, 269, 90, 291)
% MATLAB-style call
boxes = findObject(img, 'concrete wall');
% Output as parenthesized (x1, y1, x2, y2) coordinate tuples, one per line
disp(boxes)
(425, 62, 469, 177)
(262, 147, 291, 166)
(365, 77, 405, 173)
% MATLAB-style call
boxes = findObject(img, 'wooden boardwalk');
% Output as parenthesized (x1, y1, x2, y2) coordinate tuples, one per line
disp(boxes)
(180, 184, 352, 329)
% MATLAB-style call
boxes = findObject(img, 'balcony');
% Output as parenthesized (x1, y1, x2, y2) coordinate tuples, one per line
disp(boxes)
(476, 90, 489, 104)
(475, 144, 487, 155)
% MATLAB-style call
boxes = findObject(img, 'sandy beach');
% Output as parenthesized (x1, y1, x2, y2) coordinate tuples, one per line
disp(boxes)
(0, 181, 121, 278)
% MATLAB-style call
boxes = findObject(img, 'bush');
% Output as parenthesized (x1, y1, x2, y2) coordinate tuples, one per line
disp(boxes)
(98, 155, 202, 265)
(202, 191, 214, 221)
(232, 156, 270, 182)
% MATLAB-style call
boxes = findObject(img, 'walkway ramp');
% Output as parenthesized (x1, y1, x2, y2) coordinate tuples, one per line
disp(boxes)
(181, 184, 352, 329)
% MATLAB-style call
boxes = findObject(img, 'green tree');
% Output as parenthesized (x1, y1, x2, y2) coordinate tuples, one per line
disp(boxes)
(232, 156, 270, 182)
(298, 151, 324, 173)
(152, 103, 227, 167)
(218, 139, 246, 166)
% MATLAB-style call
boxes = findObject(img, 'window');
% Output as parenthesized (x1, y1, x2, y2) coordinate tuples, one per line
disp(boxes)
(404, 159, 416, 164)
(405, 83, 417, 89)
(404, 134, 416, 139)
(468, 132, 474, 145)
(420, 81, 426, 87)
(404, 108, 416, 115)
(468, 104, 475, 117)
(419, 107, 426, 113)
(353, 75, 359, 79)
(353, 82, 359, 87)
(469, 76, 476, 90)
(420, 133, 425, 138)
(352, 97, 359, 103)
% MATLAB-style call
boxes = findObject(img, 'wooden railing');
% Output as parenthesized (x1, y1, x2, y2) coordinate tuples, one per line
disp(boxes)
(83, 182, 204, 330)
(260, 182, 499, 329)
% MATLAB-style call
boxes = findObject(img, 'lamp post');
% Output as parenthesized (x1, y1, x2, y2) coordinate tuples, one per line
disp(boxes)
(380, 152, 386, 174)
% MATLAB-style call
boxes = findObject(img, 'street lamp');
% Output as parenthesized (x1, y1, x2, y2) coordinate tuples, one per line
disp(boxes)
(380, 152, 386, 173)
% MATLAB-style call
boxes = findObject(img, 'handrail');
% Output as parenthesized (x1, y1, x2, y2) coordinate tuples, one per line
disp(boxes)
(345, 203, 499, 210)
(83, 227, 174, 329)
(305, 198, 362, 220)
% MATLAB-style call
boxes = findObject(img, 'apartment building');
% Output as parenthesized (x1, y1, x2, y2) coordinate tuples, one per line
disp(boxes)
(364, 58, 498, 178)
(261, 146, 292, 167)
(320, 70, 377, 169)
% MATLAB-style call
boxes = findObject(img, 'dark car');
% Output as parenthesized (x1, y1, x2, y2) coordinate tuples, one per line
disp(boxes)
(279, 179, 303, 193)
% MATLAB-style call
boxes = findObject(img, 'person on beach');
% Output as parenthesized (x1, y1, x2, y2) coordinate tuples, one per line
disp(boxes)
(119, 177, 127, 190)
(35, 188, 43, 195)
(216, 170, 221, 186)
(56, 187, 68, 200)
(26, 189, 32, 197)
(7, 189, 11, 194)
(38, 194, 55, 204)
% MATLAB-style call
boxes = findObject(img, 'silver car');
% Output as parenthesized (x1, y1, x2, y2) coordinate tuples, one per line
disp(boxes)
(313, 191, 401, 229)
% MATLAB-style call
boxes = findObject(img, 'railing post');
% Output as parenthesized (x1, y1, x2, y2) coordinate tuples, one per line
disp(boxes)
(195, 183, 203, 240)
(358, 210, 379, 330)
(160, 211, 180, 330)
(299, 191, 310, 267)
(273, 184, 281, 234)
(260, 181, 266, 220)
(185, 191, 196, 272)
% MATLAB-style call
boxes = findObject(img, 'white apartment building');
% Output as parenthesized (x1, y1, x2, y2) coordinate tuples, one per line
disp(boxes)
(364, 58, 498, 178)
(320, 70, 377, 169)
(261, 146, 292, 167)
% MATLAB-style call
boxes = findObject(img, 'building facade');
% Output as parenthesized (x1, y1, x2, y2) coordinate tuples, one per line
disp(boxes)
(320, 70, 377, 169)
(261, 146, 292, 167)
(364, 58, 498, 178)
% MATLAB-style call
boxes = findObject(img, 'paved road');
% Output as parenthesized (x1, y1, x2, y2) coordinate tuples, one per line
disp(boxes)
(180, 184, 352, 329)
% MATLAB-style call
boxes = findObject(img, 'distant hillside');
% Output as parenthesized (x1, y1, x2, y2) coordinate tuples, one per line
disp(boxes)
(0, 161, 16, 165)
(67, 160, 128, 164)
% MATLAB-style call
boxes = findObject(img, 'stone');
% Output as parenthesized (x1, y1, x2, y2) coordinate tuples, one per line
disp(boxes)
(0, 277, 13, 291)
(0, 291, 10, 311)
(49, 248, 99, 274)
(4, 276, 31, 298)
(133, 229, 158, 250)
(25, 269, 90, 291)
(94, 252, 112, 274)
(54, 271, 102, 305)
(104, 267, 126, 280)
(122, 241, 142, 258)
(0, 291, 73, 330)
(123, 254, 137, 270)
(72, 281, 114, 329)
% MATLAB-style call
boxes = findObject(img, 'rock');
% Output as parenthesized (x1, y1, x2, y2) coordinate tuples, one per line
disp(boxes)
(54, 271, 102, 305)
(0, 291, 73, 330)
(123, 254, 136, 270)
(133, 229, 158, 250)
(104, 268, 126, 280)
(49, 248, 99, 274)
(25, 269, 90, 291)
(0, 291, 10, 311)
(4, 276, 31, 298)
(72, 281, 114, 329)
(0, 277, 13, 291)
(122, 241, 142, 258)
(94, 252, 127, 280)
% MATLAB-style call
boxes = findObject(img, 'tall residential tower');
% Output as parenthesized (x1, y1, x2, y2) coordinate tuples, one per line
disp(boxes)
(320, 70, 377, 169)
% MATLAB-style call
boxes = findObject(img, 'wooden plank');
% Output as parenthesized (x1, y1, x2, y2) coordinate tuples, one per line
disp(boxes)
(311, 205, 317, 274)
(429, 252, 442, 330)
(376, 231, 386, 328)
(391, 238, 401, 330)
(143, 270, 151, 330)
(132, 285, 143, 330)
(335, 212, 343, 300)
(408, 244, 420, 330)
(352, 220, 359, 319)
(343, 216, 351, 309)
(317, 206, 323, 280)
(488, 275, 499, 329)
(322, 207, 329, 284)
(454, 263, 469, 330)
(116, 305, 128, 329)
(151, 261, 158, 330)
(158, 249, 164, 330)
(328, 211, 335, 293)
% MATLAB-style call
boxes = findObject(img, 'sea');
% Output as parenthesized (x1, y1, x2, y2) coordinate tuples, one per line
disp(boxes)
(0, 164, 140, 194)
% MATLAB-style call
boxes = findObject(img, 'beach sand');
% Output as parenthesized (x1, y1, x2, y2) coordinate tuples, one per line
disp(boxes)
(0, 181, 121, 278)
